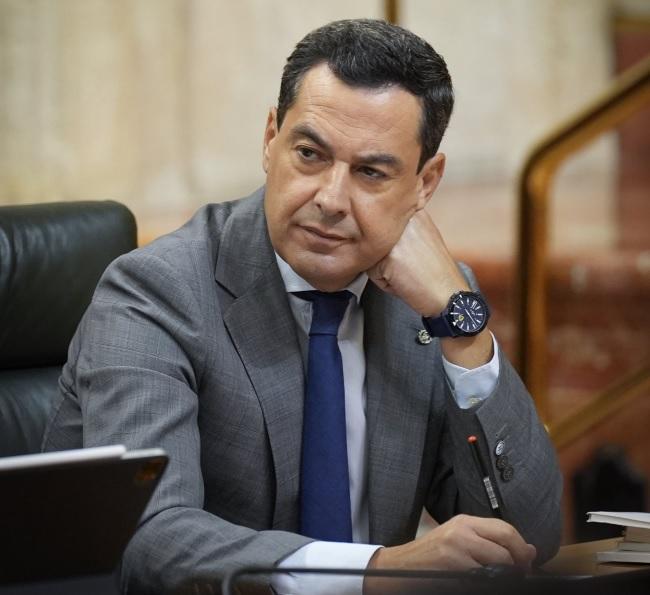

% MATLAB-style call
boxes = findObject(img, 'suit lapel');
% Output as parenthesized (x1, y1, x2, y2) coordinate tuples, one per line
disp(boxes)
(364, 284, 436, 544)
(215, 190, 305, 530)
(212, 190, 437, 539)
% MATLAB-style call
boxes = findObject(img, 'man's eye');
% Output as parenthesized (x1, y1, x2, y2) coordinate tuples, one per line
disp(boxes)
(297, 147, 319, 160)
(358, 166, 386, 180)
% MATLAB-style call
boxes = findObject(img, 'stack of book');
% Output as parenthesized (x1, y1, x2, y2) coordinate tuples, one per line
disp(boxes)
(587, 511, 650, 564)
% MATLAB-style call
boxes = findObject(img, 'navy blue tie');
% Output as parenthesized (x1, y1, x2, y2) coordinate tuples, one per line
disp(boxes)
(296, 290, 353, 542)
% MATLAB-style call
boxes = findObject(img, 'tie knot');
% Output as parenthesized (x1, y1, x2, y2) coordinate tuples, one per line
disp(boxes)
(295, 290, 352, 336)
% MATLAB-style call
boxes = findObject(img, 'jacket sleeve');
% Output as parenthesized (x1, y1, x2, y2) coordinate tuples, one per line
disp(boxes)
(425, 264, 563, 564)
(44, 250, 311, 594)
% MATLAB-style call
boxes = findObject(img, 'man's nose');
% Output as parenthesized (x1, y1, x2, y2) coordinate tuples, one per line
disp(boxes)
(314, 164, 350, 217)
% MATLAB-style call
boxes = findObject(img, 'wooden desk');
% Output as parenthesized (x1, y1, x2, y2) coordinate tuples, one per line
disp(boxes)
(544, 538, 647, 576)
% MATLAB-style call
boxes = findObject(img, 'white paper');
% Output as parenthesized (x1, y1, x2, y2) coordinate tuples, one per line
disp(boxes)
(596, 549, 650, 564)
(587, 511, 650, 529)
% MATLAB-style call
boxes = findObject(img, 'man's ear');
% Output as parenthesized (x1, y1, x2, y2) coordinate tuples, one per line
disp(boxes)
(415, 153, 446, 210)
(262, 107, 278, 173)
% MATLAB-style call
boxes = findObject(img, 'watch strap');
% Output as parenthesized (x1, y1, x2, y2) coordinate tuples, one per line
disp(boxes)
(422, 312, 456, 338)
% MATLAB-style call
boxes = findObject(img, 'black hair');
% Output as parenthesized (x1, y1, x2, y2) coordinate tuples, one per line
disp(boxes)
(277, 19, 454, 172)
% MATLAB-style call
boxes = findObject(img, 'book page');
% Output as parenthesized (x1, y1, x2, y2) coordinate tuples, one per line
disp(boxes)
(588, 511, 650, 529)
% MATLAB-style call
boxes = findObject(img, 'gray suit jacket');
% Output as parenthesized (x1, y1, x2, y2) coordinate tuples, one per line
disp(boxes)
(43, 187, 562, 594)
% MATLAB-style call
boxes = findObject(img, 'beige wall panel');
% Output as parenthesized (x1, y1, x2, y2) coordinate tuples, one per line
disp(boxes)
(402, 0, 623, 254)
(0, 0, 382, 239)
(185, 0, 382, 210)
(402, 0, 614, 183)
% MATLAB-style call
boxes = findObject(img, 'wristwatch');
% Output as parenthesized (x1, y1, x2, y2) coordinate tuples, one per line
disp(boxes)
(423, 290, 490, 338)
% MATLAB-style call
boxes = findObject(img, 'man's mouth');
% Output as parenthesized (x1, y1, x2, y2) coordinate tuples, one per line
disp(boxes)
(301, 225, 347, 242)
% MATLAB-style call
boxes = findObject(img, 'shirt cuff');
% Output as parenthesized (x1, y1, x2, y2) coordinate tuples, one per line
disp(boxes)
(442, 332, 500, 409)
(272, 541, 382, 595)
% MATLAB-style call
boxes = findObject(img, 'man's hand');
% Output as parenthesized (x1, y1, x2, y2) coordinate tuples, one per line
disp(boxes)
(366, 210, 493, 369)
(367, 514, 537, 571)
(367, 209, 467, 318)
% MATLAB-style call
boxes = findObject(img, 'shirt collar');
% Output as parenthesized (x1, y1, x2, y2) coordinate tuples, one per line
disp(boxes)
(274, 252, 368, 305)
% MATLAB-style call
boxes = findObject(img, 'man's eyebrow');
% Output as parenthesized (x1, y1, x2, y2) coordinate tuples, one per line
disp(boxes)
(289, 124, 404, 171)
(357, 152, 404, 171)
(289, 124, 333, 154)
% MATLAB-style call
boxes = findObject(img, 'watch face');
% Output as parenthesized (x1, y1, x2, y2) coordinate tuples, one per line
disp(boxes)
(449, 292, 488, 336)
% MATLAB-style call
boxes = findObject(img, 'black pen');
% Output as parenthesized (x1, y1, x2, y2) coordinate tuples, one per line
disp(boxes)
(468, 435, 502, 519)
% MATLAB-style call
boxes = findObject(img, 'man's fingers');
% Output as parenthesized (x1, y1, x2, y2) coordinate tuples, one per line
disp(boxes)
(371, 515, 536, 573)
(366, 261, 397, 294)
(363, 209, 470, 316)
(471, 517, 536, 567)
(467, 539, 515, 567)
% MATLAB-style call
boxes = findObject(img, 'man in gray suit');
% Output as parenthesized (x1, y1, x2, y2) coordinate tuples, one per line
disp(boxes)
(43, 19, 561, 594)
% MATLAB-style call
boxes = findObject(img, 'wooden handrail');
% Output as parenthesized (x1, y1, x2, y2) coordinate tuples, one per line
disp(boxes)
(549, 362, 650, 449)
(516, 55, 650, 422)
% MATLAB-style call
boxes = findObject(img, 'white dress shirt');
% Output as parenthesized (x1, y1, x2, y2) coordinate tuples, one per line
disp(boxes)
(271, 254, 500, 595)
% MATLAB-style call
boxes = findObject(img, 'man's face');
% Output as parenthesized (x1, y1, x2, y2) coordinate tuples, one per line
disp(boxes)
(263, 63, 444, 291)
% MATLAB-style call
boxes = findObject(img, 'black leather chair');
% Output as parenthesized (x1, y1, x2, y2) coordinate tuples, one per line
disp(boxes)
(0, 201, 137, 456)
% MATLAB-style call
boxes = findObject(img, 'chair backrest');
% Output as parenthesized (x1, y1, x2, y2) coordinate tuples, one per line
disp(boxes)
(0, 201, 137, 456)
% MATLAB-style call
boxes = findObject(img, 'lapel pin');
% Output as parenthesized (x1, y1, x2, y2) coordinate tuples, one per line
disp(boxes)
(416, 329, 432, 345)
